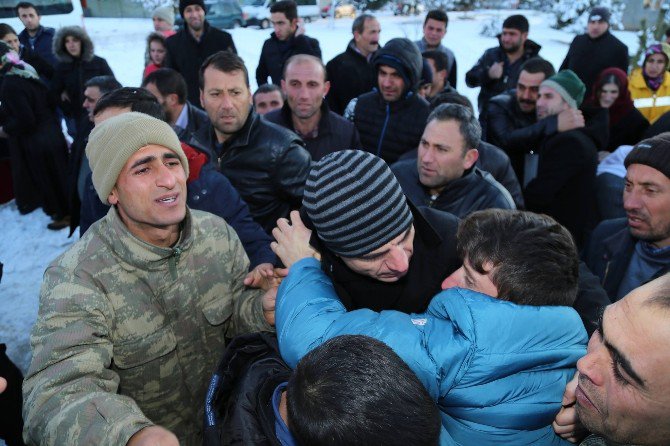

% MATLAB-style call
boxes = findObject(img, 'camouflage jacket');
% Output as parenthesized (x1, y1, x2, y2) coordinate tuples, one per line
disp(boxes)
(23, 207, 272, 446)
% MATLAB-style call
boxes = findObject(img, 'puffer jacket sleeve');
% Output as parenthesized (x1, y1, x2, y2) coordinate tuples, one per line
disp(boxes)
(465, 48, 497, 88)
(275, 258, 465, 400)
(23, 265, 154, 446)
(272, 138, 311, 210)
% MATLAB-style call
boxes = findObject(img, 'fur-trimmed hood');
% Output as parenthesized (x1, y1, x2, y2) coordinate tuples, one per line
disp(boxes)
(53, 26, 94, 63)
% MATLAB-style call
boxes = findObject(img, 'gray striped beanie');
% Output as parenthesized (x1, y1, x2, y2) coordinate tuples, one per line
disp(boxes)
(303, 150, 413, 257)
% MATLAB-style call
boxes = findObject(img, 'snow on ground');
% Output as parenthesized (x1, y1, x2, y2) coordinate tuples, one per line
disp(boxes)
(1, 10, 640, 375)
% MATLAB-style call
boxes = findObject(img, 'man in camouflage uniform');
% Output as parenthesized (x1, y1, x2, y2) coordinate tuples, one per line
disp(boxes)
(22, 112, 274, 446)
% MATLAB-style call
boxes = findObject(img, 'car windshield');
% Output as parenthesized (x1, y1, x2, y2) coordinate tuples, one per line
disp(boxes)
(241, 0, 265, 6)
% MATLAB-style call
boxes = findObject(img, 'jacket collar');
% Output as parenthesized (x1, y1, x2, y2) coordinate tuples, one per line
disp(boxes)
(277, 101, 332, 137)
(100, 206, 194, 271)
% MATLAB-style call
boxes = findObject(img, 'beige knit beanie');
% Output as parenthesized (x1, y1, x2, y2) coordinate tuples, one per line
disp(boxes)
(85, 112, 189, 204)
(152, 5, 175, 27)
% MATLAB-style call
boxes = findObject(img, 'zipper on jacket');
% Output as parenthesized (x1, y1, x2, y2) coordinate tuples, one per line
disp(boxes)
(376, 103, 391, 158)
(168, 247, 182, 280)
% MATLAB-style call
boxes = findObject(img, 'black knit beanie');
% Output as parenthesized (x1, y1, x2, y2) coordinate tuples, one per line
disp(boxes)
(179, 0, 206, 18)
(303, 150, 413, 257)
(624, 133, 670, 179)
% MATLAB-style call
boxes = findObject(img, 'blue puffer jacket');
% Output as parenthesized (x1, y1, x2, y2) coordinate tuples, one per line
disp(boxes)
(276, 258, 587, 446)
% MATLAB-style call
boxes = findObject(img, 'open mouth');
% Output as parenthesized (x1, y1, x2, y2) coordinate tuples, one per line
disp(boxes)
(156, 194, 178, 204)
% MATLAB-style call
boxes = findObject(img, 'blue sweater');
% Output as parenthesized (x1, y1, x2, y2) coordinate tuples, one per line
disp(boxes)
(276, 258, 587, 445)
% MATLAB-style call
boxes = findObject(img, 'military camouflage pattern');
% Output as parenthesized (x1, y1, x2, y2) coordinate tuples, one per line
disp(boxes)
(23, 207, 273, 446)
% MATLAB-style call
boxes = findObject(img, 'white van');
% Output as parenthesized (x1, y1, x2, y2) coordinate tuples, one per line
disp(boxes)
(0, 0, 84, 31)
(242, 0, 319, 29)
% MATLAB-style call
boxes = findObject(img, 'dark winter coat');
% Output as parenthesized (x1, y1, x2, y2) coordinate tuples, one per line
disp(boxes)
(190, 110, 311, 234)
(354, 91, 430, 163)
(391, 162, 515, 218)
(604, 106, 648, 151)
(524, 110, 606, 248)
(165, 21, 236, 107)
(19, 43, 54, 81)
(326, 40, 377, 115)
(0, 74, 68, 218)
(264, 101, 361, 160)
(302, 204, 462, 314)
(18, 25, 57, 67)
(465, 39, 541, 116)
(175, 101, 211, 141)
(395, 141, 525, 210)
(79, 142, 275, 268)
(414, 38, 457, 89)
(203, 332, 288, 446)
(486, 90, 558, 179)
(51, 26, 114, 123)
(584, 218, 670, 303)
(560, 31, 629, 95)
(67, 115, 94, 236)
(256, 32, 321, 86)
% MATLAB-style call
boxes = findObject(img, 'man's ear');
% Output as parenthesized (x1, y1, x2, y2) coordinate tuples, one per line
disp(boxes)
(199, 88, 205, 109)
(463, 148, 479, 170)
(167, 93, 179, 107)
(108, 186, 119, 205)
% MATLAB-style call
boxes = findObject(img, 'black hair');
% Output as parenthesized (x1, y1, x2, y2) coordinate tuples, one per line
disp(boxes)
(286, 335, 441, 446)
(427, 103, 481, 151)
(0, 23, 17, 39)
(422, 49, 448, 72)
(352, 13, 375, 34)
(429, 91, 473, 112)
(93, 87, 166, 121)
(84, 75, 122, 95)
(519, 57, 555, 79)
(142, 68, 187, 104)
(270, 0, 298, 22)
(424, 9, 448, 27)
(254, 83, 283, 98)
(502, 14, 529, 33)
(199, 50, 249, 89)
(15, 2, 38, 16)
(457, 209, 579, 306)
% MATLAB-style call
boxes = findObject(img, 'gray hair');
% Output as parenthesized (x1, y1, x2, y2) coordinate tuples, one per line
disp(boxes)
(352, 14, 376, 34)
(427, 103, 481, 152)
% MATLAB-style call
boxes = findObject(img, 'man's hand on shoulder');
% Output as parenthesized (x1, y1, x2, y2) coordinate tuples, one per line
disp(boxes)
(126, 426, 179, 446)
(557, 108, 585, 132)
(271, 211, 321, 269)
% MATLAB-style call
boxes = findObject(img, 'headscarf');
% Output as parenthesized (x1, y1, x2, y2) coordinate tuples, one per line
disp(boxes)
(0, 41, 40, 81)
(642, 43, 669, 91)
(587, 67, 634, 126)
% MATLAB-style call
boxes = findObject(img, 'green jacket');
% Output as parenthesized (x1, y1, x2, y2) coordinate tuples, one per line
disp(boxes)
(23, 207, 272, 446)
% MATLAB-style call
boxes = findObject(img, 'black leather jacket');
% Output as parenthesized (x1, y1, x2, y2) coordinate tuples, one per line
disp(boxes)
(189, 109, 311, 234)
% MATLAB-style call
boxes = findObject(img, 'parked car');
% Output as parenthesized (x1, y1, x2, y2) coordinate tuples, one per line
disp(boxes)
(320, 1, 356, 18)
(175, 0, 246, 29)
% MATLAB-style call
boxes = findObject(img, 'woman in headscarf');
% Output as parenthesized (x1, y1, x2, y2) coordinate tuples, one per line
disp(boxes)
(0, 23, 53, 81)
(629, 43, 670, 124)
(0, 41, 69, 228)
(587, 67, 648, 152)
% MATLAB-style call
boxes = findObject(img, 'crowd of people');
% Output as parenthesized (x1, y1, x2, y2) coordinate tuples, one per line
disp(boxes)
(1, 0, 670, 445)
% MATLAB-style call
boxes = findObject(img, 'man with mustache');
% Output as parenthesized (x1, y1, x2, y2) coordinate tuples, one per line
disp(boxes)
(553, 274, 670, 446)
(585, 134, 670, 302)
(486, 57, 585, 181)
(326, 14, 380, 116)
